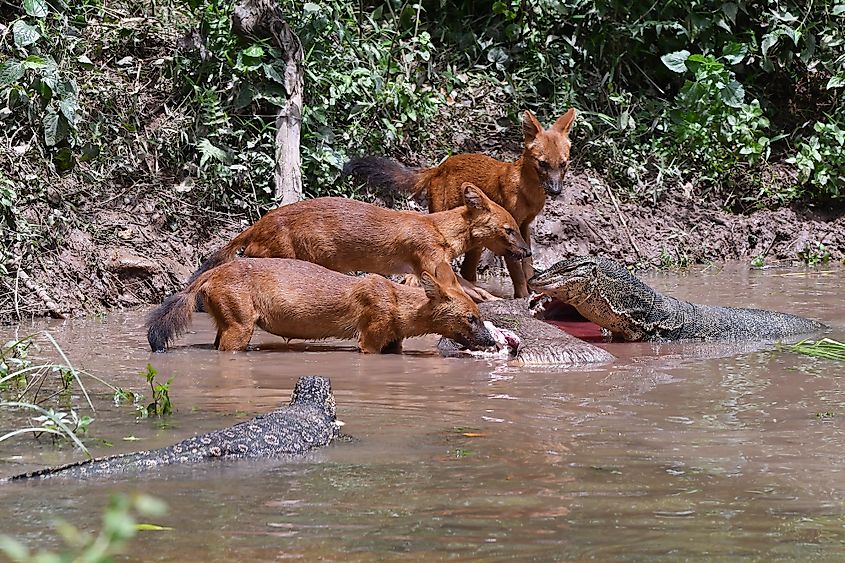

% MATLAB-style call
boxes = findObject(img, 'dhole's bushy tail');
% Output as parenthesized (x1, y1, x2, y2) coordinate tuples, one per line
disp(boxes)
(187, 226, 254, 285)
(342, 156, 424, 196)
(147, 270, 213, 352)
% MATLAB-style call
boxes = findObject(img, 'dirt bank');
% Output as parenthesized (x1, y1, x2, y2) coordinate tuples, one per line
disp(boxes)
(530, 173, 845, 271)
(3, 167, 842, 324)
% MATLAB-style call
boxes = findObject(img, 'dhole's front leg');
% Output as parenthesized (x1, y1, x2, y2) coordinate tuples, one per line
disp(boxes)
(216, 325, 255, 351)
(357, 323, 394, 354)
(505, 256, 529, 298)
(519, 222, 534, 285)
(460, 248, 483, 283)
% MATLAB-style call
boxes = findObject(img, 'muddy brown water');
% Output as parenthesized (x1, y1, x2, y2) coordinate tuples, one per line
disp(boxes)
(1, 263, 844, 560)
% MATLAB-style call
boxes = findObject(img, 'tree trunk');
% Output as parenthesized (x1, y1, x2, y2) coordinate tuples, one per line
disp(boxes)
(232, 0, 304, 204)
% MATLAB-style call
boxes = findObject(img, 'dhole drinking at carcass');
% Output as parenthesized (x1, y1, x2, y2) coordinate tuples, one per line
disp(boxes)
(343, 108, 577, 298)
(147, 258, 496, 353)
(188, 183, 529, 302)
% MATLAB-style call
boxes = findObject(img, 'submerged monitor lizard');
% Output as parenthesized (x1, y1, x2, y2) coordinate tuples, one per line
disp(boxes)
(4, 376, 341, 481)
(529, 256, 827, 342)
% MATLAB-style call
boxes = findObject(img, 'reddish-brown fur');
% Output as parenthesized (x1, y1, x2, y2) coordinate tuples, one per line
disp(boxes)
(148, 259, 495, 353)
(343, 108, 577, 298)
(188, 184, 529, 301)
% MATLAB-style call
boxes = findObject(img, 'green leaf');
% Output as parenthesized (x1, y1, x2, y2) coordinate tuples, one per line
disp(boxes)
(722, 2, 738, 23)
(782, 27, 800, 46)
(661, 50, 690, 73)
(53, 147, 74, 172)
(23, 54, 46, 68)
(23, 0, 48, 17)
(834, 4, 845, 16)
(761, 33, 779, 57)
(197, 138, 228, 167)
(721, 42, 747, 65)
(263, 63, 284, 84)
(303, 2, 320, 12)
(43, 108, 68, 146)
(721, 80, 745, 108)
(12, 20, 40, 48)
(827, 73, 845, 89)
(58, 97, 80, 125)
(0, 60, 25, 86)
(243, 45, 264, 58)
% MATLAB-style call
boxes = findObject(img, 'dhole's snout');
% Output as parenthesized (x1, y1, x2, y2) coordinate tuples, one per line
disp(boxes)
(505, 229, 532, 260)
(457, 322, 497, 350)
(541, 165, 568, 197)
(544, 181, 563, 196)
(509, 244, 532, 260)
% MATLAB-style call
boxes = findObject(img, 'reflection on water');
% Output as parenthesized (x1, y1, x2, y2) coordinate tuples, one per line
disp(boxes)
(1, 263, 844, 559)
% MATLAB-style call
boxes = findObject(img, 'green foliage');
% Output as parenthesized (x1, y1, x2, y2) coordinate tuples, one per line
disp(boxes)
(797, 241, 832, 265)
(173, 0, 444, 202)
(292, 0, 442, 195)
(0, 493, 168, 563)
(0, 1, 83, 167)
(115, 364, 173, 418)
(659, 50, 775, 184)
(788, 120, 845, 199)
(787, 338, 845, 362)
(143, 364, 173, 417)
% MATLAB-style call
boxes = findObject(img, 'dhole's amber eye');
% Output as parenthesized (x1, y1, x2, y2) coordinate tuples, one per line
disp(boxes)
(538, 160, 550, 169)
(505, 227, 515, 235)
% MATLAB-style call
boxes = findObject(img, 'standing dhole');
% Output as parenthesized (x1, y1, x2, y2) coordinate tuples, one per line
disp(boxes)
(343, 108, 577, 298)
(147, 259, 496, 353)
(188, 183, 530, 301)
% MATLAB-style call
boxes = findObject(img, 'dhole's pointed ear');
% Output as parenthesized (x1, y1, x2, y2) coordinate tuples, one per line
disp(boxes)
(420, 271, 442, 301)
(434, 261, 459, 286)
(462, 182, 490, 211)
(552, 108, 577, 135)
(522, 111, 543, 143)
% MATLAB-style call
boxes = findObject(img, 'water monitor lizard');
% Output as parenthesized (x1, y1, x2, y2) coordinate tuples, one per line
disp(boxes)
(439, 297, 616, 365)
(4, 376, 341, 482)
(529, 256, 827, 342)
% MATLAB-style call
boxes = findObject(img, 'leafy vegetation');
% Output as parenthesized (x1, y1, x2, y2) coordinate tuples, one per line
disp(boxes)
(787, 337, 845, 361)
(1, 333, 175, 454)
(115, 364, 174, 418)
(0, 493, 168, 563)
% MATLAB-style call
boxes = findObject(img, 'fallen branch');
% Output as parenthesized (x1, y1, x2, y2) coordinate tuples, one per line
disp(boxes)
(15, 268, 66, 319)
(605, 183, 642, 258)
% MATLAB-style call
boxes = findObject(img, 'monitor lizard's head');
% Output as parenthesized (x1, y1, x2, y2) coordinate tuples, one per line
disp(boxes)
(290, 376, 336, 421)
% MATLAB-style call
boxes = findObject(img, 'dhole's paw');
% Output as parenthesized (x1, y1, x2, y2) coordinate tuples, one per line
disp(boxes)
(457, 276, 500, 303)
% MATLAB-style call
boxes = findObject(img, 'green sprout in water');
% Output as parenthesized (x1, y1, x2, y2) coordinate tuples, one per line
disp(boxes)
(786, 338, 845, 362)
(115, 364, 174, 418)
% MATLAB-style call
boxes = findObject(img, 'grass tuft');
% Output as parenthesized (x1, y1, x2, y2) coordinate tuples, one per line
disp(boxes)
(786, 338, 845, 362)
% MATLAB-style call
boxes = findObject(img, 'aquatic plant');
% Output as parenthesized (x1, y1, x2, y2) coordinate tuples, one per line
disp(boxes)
(0, 493, 169, 563)
(787, 338, 845, 362)
(0, 331, 167, 454)
(114, 364, 174, 418)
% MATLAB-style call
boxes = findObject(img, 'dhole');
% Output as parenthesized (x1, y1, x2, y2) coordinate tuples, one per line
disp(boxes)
(147, 258, 496, 353)
(188, 183, 530, 301)
(343, 108, 577, 298)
